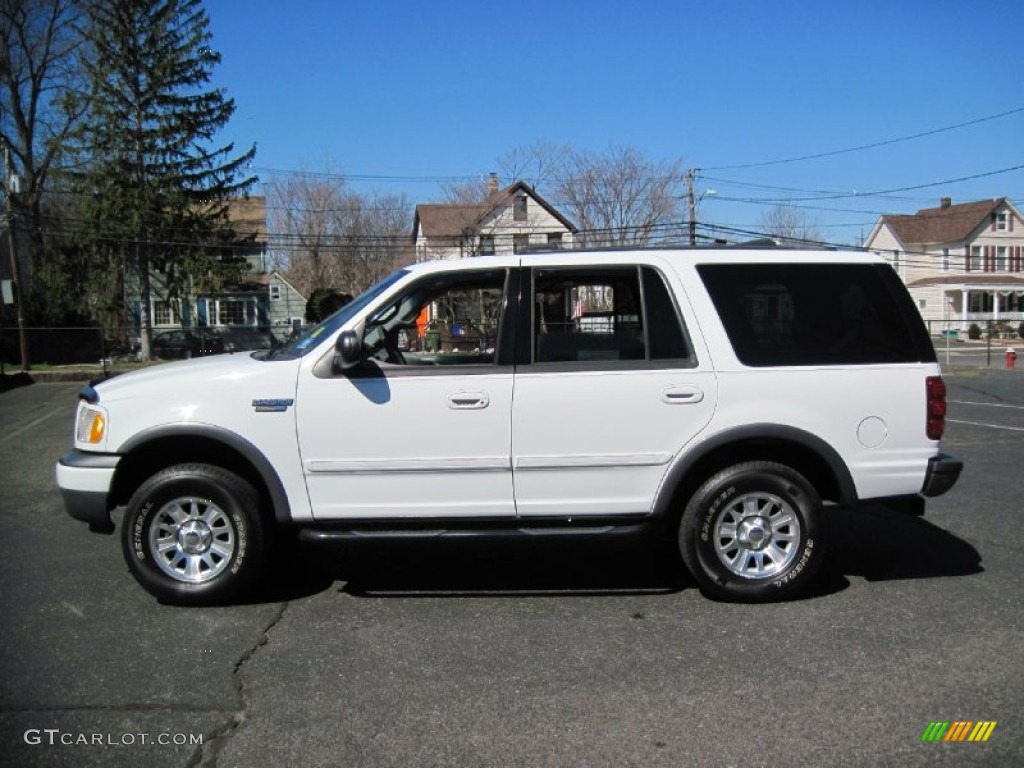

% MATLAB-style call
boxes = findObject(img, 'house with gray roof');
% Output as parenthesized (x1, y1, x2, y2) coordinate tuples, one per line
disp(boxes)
(412, 176, 577, 261)
(864, 197, 1024, 332)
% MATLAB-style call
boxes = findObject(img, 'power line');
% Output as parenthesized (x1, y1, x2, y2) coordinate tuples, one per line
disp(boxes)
(704, 106, 1024, 171)
(707, 163, 1024, 204)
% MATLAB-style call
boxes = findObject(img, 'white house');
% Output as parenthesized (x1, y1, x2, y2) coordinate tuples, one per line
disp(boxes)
(864, 197, 1024, 332)
(412, 177, 577, 262)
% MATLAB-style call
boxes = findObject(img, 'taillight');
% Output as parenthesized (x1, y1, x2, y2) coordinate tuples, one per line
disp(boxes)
(926, 376, 947, 440)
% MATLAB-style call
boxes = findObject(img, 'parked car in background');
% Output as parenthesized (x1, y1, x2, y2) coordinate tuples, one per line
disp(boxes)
(151, 329, 225, 359)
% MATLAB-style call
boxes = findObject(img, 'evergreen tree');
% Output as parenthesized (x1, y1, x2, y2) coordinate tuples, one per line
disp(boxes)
(76, 0, 255, 357)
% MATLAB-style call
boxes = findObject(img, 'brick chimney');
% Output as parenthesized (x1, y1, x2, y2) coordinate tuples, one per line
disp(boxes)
(486, 172, 499, 195)
(940, 197, 952, 208)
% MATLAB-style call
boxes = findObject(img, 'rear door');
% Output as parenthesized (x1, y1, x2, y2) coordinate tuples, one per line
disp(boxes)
(511, 258, 718, 517)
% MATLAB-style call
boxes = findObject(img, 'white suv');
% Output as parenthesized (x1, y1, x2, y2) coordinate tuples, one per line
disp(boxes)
(56, 248, 961, 604)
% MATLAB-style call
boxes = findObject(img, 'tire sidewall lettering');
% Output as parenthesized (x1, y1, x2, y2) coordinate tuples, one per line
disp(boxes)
(230, 511, 247, 574)
(132, 502, 154, 561)
(700, 484, 736, 542)
(773, 537, 814, 588)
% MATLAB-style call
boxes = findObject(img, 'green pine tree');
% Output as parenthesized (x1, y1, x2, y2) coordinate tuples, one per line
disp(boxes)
(76, 0, 256, 357)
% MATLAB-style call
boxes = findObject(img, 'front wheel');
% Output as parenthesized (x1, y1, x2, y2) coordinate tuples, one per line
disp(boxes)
(121, 464, 267, 605)
(679, 462, 824, 602)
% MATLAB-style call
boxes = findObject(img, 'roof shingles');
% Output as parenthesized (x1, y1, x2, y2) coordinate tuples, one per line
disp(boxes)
(882, 198, 1006, 245)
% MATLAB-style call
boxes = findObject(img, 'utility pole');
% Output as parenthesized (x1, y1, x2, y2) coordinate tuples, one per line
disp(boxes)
(686, 168, 697, 246)
(3, 141, 29, 370)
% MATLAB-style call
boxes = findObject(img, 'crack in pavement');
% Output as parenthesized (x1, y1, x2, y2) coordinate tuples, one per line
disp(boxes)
(185, 600, 290, 768)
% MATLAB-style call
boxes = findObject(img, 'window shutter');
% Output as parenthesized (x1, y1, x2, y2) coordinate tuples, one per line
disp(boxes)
(991, 214, 997, 232)
(965, 246, 971, 272)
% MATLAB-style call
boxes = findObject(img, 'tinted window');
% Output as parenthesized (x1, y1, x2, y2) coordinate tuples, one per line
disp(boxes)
(697, 263, 935, 366)
(642, 267, 690, 360)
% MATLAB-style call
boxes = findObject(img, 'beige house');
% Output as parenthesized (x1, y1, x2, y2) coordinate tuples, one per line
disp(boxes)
(412, 177, 577, 261)
(864, 197, 1024, 332)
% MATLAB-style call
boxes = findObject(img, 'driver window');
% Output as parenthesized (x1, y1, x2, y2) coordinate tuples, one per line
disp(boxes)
(365, 270, 507, 366)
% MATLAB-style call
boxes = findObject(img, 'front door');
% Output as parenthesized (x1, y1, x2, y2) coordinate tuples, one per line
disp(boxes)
(296, 268, 516, 519)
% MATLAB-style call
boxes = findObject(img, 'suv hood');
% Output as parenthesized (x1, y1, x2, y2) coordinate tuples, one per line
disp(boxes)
(94, 353, 290, 403)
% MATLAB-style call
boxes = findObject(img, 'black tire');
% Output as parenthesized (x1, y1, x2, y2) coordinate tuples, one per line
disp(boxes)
(121, 464, 267, 605)
(679, 461, 824, 602)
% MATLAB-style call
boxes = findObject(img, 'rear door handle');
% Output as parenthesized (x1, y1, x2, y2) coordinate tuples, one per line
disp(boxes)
(447, 391, 490, 409)
(661, 385, 704, 404)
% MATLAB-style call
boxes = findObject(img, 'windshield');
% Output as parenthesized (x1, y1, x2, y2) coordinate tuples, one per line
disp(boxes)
(265, 269, 409, 359)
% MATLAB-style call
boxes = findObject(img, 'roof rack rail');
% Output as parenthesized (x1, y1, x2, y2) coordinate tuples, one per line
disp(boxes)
(517, 240, 785, 255)
(730, 237, 778, 248)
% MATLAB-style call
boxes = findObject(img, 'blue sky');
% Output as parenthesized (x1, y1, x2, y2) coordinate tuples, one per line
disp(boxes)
(206, 0, 1023, 245)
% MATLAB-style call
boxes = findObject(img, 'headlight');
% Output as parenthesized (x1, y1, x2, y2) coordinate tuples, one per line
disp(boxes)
(76, 405, 107, 445)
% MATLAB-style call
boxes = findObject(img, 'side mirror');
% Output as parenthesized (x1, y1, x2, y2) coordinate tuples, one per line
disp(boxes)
(335, 329, 362, 369)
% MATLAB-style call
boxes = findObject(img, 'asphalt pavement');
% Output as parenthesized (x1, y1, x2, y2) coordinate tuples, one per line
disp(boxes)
(0, 372, 1021, 767)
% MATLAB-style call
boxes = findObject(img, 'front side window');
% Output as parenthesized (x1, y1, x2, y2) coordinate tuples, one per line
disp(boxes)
(531, 266, 690, 365)
(269, 269, 409, 359)
(996, 211, 1008, 231)
(997, 246, 1008, 271)
(479, 235, 495, 255)
(513, 234, 529, 253)
(362, 269, 507, 366)
(698, 262, 934, 366)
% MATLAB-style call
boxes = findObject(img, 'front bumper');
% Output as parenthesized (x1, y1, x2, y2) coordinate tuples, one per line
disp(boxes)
(921, 453, 962, 498)
(55, 450, 120, 533)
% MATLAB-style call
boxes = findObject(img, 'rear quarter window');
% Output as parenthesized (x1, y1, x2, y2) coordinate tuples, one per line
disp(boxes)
(697, 263, 936, 366)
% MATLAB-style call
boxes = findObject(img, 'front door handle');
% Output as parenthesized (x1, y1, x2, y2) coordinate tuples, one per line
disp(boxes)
(447, 391, 490, 409)
(661, 385, 704, 404)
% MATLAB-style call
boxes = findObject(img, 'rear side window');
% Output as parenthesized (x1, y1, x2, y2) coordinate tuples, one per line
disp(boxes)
(697, 263, 936, 366)
(530, 266, 692, 365)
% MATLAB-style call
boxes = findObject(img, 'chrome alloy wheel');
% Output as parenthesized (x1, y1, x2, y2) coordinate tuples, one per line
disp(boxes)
(712, 492, 802, 579)
(148, 497, 235, 583)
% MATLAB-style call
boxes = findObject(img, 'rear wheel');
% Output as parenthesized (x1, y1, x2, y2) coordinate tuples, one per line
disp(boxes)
(679, 461, 824, 602)
(121, 464, 267, 605)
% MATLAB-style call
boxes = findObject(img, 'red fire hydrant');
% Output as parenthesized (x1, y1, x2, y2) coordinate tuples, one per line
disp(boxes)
(1007, 347, 1017, 370)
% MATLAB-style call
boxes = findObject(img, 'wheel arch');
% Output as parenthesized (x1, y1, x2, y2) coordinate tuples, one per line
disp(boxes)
(653, 424, 857, 519)
(110, 425, 291, 526)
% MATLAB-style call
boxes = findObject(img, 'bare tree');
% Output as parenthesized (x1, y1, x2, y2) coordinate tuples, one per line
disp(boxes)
(497, 139, 569, 190)
(267, 173, 349, 296)
(437, 177, 491, 206)
(759, 204, 824, 247)
(338, 191, 411, 291)
(268, 173, 410, 299)
(552, 146, 686, 247)
(0, 0, 85, 306)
